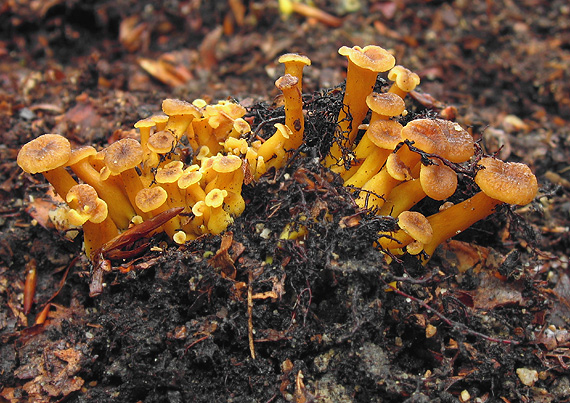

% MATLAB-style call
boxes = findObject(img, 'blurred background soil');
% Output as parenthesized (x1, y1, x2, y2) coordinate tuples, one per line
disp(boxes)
(1, 1, 570, 402)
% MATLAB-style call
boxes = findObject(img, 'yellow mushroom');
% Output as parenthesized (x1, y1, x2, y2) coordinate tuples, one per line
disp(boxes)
(278, 53, 311, 93)
(324, 45, 395, 167)
(275, 74, 304, 150)
(387, 65, 420, 99)
(17, 134, 77, 199)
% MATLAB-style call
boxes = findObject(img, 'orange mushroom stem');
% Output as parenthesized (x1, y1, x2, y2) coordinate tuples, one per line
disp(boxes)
(421, 157, 538, 261)
(275, 74, 304, 150)
(324, 45, 395, 167)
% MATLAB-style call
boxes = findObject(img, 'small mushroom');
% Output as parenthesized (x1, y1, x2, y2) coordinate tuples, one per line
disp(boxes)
(256, 123, 292, 178)
(204, 188, 232, 235)
(344, 120, 403, 187)
(17, 134, 77, 198)
(275, 74, 304, 150)
(135, 186, 182, 238)
(103, 138, 145, 215)
(387, 65, 420, 99)
(278, 53, 311, 93)
(162, 98, 201, 139)
(377, 211, 433, 252)
(65, 184, 119, 257)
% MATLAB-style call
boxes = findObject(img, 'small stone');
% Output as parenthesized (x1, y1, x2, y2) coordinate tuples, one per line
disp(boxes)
(516, 367, 539, 386)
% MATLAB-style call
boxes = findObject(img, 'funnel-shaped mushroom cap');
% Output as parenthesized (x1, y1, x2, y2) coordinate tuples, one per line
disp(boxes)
(278, 53, 311, 67)
(205, 188, 228, 208)
(104, 138, 143, 175)
(367, 120, 403, 150)
(178, 170, 203, 189)
(388, 65, 421, 92)
(161, 98, 201, 118)
(475, 158, 538, 205)
(275, 74, 299, 91)
(366, 92, 406, 117)
(398, 211, 433, 244)
(68, 146, 97, 166)
(66, 184, 109, 225)
(437, 120, 474, 163)
(156, 161, 184, 184)
(148, 131, 176, 154)
(338, 45, 395, 73)
(400, 119, 446, 154)
(212, 155, 242, 173)
(135, 187, 168, 213)
(419, 158, 458, 200)
(17, 134, 71, 174)
(134, 117, 156, 130)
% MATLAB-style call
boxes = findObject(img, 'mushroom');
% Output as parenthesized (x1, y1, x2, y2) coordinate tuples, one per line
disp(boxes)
(324, 45, 395, 167)
(387, 65, 420, 99)
(275, 74, 304, 150)
(17, 134, 77, 199)
(278, 53, 311, 93)
(208, 155, 245, 216)
(204, 188, 232, 235)
(339, 93, 405, 179)
(65, 184, 119, 257)
(134, 117, 156, 150)
(162, 98, 201, 140)
(135, 186, 182, 238)
(421, 157, 538, 260)
(155, 161, 186, 209)
(103, 138, 145, 214)
(68, 146, 135, 229)
(178, 167, 206, 206)
(343, 120, 403, 187)
(255, 123, 292, 178)
(377, 211, 433, 253)
(141, 130, 178, 185)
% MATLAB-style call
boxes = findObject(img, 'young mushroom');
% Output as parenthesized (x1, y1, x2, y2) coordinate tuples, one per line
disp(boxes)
(17, 134, 77, 199)
(387, 65, 421, 99)
(65, 184, 119, 257)
(275, 74, 304, 150)
(278, 53, 311, 93)
(102, 138, 145, 215)
(377, 211, 433, 253)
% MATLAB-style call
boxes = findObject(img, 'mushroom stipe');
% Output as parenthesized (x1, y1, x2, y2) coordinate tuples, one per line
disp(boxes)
(17, 45, 538, 294)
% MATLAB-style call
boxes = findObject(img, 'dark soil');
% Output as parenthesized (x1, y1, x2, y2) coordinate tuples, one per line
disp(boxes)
(1, 1, 570, 402)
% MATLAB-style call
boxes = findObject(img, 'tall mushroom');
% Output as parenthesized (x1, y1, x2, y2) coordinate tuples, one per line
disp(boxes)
(278, 53, 311, 94)
(324, 45, 395, 167)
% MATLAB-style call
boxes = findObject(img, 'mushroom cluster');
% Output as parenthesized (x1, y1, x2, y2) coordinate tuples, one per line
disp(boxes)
(17, 45, 538, 266)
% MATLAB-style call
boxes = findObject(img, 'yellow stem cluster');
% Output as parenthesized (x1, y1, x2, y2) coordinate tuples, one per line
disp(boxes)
(17, 46, 537, 265)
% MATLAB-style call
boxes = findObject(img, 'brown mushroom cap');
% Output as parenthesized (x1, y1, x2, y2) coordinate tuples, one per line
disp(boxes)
(104, 138, 143, 175)
(419, 158, 458, 200)
(148, 130, 176, 154)
(388, 65, 421, 92)
(397, 211, 433, 244)
(475, 157, 538, 205)
(436, 120, 474, 163)
(275, 74, 299, 92)
(212, 155, 242, 174)
(400, 119, 446, 154)
(17, 134, 71, 174)
(366, 92, 406, 118)
(66, 184, 108, 225)
(367, 120, 404, 150)
(386, 153, 413, 181)
(155, 161, 184, 184)
(161, 98, 201, 118)
(68, 146, 97, 166)
(135, 187, 168, 213)
(338, 45, 395, 73)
